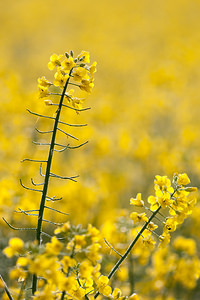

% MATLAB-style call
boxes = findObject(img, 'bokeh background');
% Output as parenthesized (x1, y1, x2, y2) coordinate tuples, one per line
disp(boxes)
(0, 0, 200, 298)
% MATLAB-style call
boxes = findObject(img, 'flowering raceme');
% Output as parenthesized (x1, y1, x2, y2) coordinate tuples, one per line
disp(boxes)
(38, 50, 97, 110)
(129, 173, 197, 250)
(1, 50, 99, 300)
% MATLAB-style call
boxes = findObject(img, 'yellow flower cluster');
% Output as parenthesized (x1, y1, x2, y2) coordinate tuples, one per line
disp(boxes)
(38, 51, 96, 111)
(95, 275, 140, 299)
(130, 173, 197, 249)
(1, 223, 113, 298)
(2, 173, 197, 299)
(144, 236, 200, 297)
(3, 237, 24, 258)
(2, 221, 142, 299)
(1, 2, 200, 299)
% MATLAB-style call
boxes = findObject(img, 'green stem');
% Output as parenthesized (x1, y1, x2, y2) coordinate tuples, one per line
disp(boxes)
(60, 291, 66, 300)
(94, 206, 161, 299)
(0, 275, 14, 300)
(32, 69, 73, 295)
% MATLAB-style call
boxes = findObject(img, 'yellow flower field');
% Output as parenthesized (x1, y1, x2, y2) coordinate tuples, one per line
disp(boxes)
(0, 0, 199, 299)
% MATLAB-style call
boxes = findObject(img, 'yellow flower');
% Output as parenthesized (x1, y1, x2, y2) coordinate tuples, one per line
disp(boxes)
(163, 218, 177, 234)
(112, 288, 122, 299)
(45, 236, 63, 255)
(87, 243, 101, 263)
(156, 190, 173, 208)
(87, 224, 100, 242)
(177, 173, 190, 186)
(79, 260, 94, 278)
(28, 254, 60, 280)
(130, 212, 148, 224)
(130, 193, 144, 207)
(73, 67, 88, 82)
(38, 76, 52, 87)
(65, 88, 74, 98)
(54, 221, 70, 234)
(78, 50, 90, 63)
(9, 267, 27, 280)
(159, 233, 171, 247)
(16, 257, 29, 267)
(38, 85, 50, 98)
(129, 293, 139, 300)
(173, 257, 200, 289)
(3, 238, 24, 257)
(74, 234, 86, 249)
(61, 256, 76, 273)
(54, 68, 69, 88)
(90, 61, 97, 76)
(147, 222, 158, 231)
(71, 97, 84, 110)
(148, 195, 159, 211)
(62, 57, 76, 70)
(172, 211, 187, 224)
(33, 284, 55, 300)
(71, 283, 86, 298)
(96, 275, 112, 297)
(79, 79, 94, 93)
(59, 276, 77, 292)
(143, 235, 156, 250)
(79, 277, 93, 290)
(48, 53, 63, 70)
(92, 263, 101, 282)
(173, 236, 197, 256)
(9, 238, 24, 251)
(154, 175, 171, 189)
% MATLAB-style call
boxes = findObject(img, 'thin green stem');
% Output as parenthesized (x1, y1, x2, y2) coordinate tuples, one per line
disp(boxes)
(32, 69, 73, 295)
(94, 206, 161, 298)
(69, 82, 80, 87)
(0, 275, 14, 300)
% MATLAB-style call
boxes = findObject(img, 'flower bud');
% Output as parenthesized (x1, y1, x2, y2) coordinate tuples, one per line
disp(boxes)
(184, 187, 197, 192)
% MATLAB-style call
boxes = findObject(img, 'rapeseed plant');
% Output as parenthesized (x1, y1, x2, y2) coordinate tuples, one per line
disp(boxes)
(2, 171, 198, 299)
(0, 49, 199, 300)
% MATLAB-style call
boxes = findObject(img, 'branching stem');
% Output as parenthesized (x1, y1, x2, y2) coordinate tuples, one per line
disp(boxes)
(32, 69, 73, 295)
(94, 206, 161, 298)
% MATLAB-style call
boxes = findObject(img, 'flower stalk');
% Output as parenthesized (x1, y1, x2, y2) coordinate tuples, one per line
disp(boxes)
(32, 70, 72, 294)
(30, 52, 96, 295)
(95, 174, 197, 298)
(94, 206, 161, 298)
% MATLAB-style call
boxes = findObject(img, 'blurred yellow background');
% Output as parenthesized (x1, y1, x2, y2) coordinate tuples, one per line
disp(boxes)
(0, 1, 200, 298)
